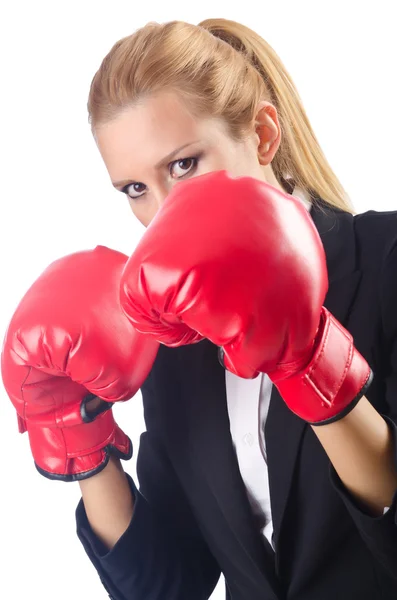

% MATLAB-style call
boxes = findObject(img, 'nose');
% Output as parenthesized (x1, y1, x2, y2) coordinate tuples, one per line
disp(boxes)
(144, 182, 178, 227)
(144, 188, 169, 225)
(153, 183, 173, 211)
(154, 193, 168, 210)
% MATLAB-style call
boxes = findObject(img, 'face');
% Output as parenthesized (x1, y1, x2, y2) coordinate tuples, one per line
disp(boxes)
(95, 91, 281, 227)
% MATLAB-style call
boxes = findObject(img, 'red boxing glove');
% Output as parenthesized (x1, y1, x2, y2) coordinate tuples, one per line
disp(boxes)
(1, 246, 159, 480)
(120, 171, 372, 425)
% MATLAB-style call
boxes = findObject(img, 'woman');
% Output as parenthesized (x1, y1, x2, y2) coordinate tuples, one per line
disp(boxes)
(2, 18, 397, 600)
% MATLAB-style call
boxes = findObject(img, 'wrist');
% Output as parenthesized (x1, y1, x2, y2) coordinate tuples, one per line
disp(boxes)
(79, 454, 135, 551)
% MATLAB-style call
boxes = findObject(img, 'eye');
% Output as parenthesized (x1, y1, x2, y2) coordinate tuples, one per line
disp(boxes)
(121, 156, 199, 201)
(123, 182, 147, 200)
(169, 157, 198, 179)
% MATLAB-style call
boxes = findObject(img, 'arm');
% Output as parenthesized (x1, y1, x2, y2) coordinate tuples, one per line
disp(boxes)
(311, 397, 397, 515)
(311, 239, 397, 580)
(76, 379, 221, 600)
(310, 228, 397, 516)
(78, 395, 135, 551)
(78, 454, 134, 551)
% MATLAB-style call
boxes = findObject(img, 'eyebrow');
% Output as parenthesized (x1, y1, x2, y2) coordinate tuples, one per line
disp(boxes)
(112, 140, 201, 188)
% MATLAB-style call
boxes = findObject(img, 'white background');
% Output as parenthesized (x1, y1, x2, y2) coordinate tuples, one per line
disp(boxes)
(0, 1, 396, 598)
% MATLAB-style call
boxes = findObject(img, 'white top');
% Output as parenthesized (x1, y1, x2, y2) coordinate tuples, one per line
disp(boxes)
(225, 182, 312, 551)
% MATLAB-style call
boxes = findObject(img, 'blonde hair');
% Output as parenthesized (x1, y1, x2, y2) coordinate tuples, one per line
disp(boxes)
(88, 18, 353, 213)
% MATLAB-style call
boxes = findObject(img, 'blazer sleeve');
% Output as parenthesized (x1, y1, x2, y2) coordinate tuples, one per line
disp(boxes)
(75, 389, 221, 600)
(329, 236, 397, 581)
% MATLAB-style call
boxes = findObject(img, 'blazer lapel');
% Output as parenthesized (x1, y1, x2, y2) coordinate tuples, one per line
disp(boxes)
(264, 200, 362, 573)
(175, 339, 282, 599)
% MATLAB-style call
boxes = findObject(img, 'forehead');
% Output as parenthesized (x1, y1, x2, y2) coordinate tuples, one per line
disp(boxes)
(95, 92, 226, 179)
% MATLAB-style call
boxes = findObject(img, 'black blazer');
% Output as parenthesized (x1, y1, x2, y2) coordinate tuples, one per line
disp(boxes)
(76, 198, 397, 600)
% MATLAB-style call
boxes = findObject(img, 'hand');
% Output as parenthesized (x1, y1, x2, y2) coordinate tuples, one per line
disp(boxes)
(1, 246, 159, 480)
(120, 171, 372, 424)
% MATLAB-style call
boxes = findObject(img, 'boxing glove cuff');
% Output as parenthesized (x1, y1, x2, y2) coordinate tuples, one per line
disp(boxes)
(29, 399, 132, 482)
(270, 307, 373, 425)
